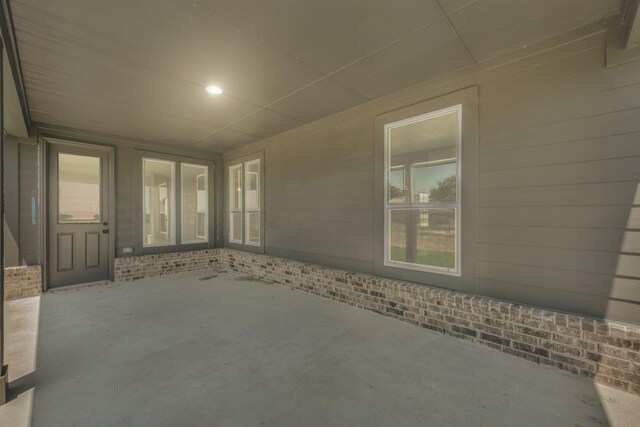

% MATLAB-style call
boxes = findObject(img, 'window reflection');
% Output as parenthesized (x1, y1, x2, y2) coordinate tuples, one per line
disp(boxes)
(182, 164, 208, 243)
(386, 107, 460, 272)
(143, 159, 175, 246)
(58, 154, 101, 223)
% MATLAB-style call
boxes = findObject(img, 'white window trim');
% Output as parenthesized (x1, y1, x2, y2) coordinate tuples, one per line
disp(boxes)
(228, 164, 243, 244)
(383, 104, 462, 276)
(142, 158, 176, 248)
(180, 163, 209, 244)
(244, 159, 261, 246)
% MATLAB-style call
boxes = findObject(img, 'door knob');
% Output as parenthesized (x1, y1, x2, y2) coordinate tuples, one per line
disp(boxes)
(102, 222, 108, 226)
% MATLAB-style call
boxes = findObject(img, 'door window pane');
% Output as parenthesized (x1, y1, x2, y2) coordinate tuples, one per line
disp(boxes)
(58, 154, 101, 223)
(181, 164, 208, 243)
(389, 209, 456, 270)
(143, 159, 175, 246)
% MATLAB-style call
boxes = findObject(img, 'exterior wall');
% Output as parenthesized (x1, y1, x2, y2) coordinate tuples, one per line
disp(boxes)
(2, 136, 40, 266)
(18, 141, 40, 265)
(4, 265, 42, 300)
(4, 136, 20, 266)
(36, 127, 223, 259)
(224, 21, 640, 323)
(107, 248, 640, 395)
(5, 127, 222, 289)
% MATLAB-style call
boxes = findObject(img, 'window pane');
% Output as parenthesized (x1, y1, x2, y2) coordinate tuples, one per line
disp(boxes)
(245, 160, 260, 210)
(181, 164, 208, 243)
(229, 165, 242, 210)
(413, 162, 456, 203)
(389, 209, 456, 270)
(58, 154, 101, 222)
(246, 211, 260, 245)
(143, 159, 175, 246)
(388, 109, 458, 203)
(230, 212, 242, 242)
(388, 168, 406, 203)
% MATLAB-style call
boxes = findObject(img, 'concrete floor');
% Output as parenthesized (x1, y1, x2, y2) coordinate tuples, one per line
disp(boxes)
(1, 270, 639, 427)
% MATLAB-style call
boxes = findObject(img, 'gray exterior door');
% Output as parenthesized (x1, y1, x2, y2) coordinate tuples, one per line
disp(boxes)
(47, 142, 112, 288)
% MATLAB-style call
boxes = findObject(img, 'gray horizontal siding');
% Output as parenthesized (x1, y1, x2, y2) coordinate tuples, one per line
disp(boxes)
(478, 261, 640, 301)
(36, 126, 221, 258)
(224, 21, 640, 322)
(478, 244, 640, 278)
(4, 137, 20, 267)
(480, 108, 640, 154)
(478, 181, 640, 207)
(479, 132, 640, 172)
(479, 226, 640, 253)
(478, 206, 640, 229)
(479, 156, 640, 188)
(18, 142, 40, 265)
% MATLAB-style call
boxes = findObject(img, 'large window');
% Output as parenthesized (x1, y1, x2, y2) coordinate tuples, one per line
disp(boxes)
(181, 163, 208, 244)
(228, 157, 262, 248)
(142, 157, 211, 249)
(384, 105, 461, 275)
(143, 158, 175, 247)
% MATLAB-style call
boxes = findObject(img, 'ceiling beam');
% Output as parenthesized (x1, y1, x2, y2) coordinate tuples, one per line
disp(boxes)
(606, 1, 640, 67)
(0, 0, 31, 132)
(624, 0, 640, 48)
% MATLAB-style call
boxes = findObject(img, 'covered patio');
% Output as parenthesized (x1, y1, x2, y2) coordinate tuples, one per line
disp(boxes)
(1, 270, 639, 426)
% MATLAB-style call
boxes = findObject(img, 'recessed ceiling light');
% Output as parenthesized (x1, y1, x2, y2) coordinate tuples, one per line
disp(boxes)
(206, 85, 223, 95)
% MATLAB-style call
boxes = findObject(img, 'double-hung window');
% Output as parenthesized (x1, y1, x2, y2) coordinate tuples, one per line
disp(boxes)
(384, 105, 461, 275)
(227, 154, 263, 250)
(376, 87, 476, 291)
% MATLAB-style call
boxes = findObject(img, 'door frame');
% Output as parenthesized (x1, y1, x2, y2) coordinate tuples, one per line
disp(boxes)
(41, 137, 116, 291)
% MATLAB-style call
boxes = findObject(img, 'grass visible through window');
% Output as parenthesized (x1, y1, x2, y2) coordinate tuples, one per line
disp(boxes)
(390, 245, 454, 269)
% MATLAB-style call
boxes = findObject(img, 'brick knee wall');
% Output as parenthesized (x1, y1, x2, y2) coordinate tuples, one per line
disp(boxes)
(4, 265, 42, 300)
(114, 249, 221, 282)
(110, 247, 639, 395)
(217, 249, 640, 396)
